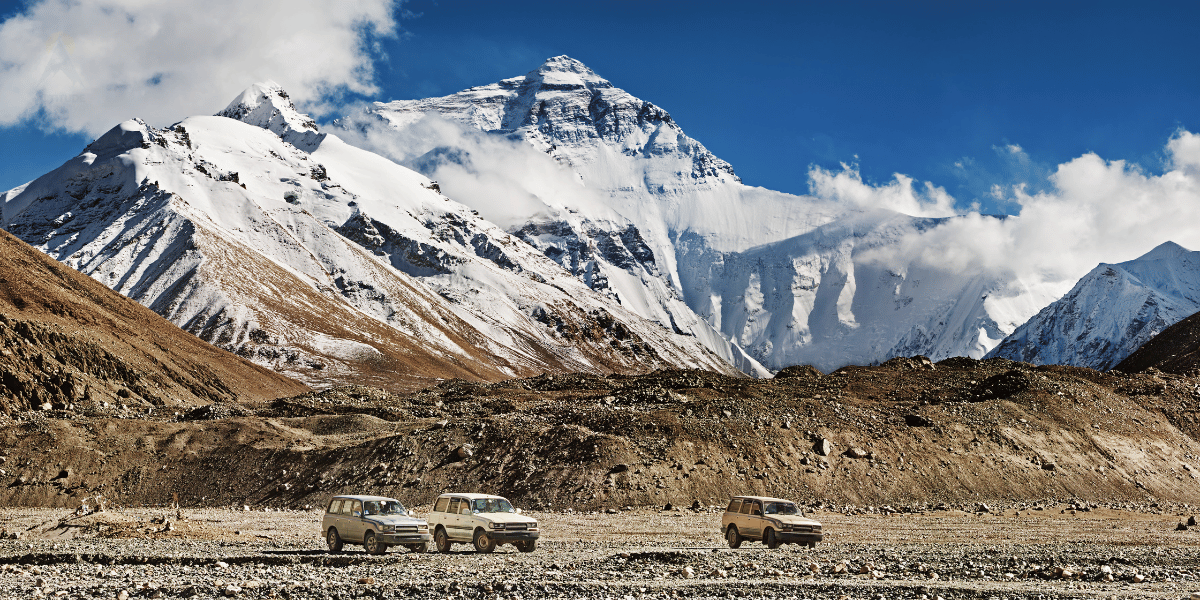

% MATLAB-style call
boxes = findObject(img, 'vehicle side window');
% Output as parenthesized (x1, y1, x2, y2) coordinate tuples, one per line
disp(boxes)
(352, 500, 363, 516)
(751, 502, 762, 516)
(340, 501, 354, 515)
(447, 498, 461, 514)
(328, 499, 342, 514)
(727, 499, 742, 513)
(738, 501, 752, 515)
(434, 497, 449, 513)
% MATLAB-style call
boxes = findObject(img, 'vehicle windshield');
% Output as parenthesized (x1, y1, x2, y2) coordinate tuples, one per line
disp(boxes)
(764, 502, 799, 516)
(362, 500, 407, 516)
(471, 498, 515, 513)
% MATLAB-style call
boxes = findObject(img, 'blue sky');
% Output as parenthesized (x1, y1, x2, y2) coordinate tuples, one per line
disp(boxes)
(2, 0, 1198, 215)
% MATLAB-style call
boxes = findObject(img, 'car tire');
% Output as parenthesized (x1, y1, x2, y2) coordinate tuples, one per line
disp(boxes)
(516, 540, 537, 553)
(407, 542, 429, 553)
(473, 528, 497, 553)
(726, 525, 742, 549)
(764, 528, 780, 549)
(326, 527, 343, 553)
(434, 527, 451, 553)
(364, 531, 387, 555)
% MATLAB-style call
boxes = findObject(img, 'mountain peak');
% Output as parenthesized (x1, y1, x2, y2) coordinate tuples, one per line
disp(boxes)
(1134, 240, 1193, 262)
(537, 55, 594, 75)
(217, 81, 320, 147)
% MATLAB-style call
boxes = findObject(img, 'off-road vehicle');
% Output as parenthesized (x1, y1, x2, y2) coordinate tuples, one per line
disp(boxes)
(721, 495, 822, 549)
(427, 493, 539, 553)
(323, 495, 431, 554)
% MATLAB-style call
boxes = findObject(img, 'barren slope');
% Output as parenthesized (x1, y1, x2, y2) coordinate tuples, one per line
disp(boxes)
(0, 228, 308, 415)
(2, 356, 1199, 511)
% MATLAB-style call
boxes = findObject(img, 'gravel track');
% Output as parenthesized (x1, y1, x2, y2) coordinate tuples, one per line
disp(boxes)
(2, 506, 1199, 599)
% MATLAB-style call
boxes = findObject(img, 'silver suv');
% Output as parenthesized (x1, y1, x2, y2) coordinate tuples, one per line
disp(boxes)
(426, 493, 539, 553)
(323, 494, 431, 554)
(721, 495, 823, 549)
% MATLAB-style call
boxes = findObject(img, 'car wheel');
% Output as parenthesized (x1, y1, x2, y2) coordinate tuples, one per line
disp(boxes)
(364, 531, 387, 555)
(473, 528, 497, 553)
(517, 540, 537, 553)
(434, 527, 451, 553)
(408, 542, 429, 553)
(326, 528, 343, 553)
(764, 528, 780, 549)
(726, 525, 742, 549)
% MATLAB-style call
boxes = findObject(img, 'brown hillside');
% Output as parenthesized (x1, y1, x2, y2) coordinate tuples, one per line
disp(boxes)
(3, 356, 1200, 511)
(0, 227, 308, 415)
(1115, 308, 1200, 375)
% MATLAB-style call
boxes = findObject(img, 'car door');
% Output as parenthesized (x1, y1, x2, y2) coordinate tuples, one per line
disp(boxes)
(735, 499, 753, 537)
(325, 498, 344, 536)
(343, 499, 365, 542)
(444, 498, 465, 541)
(743, 500, 763, 538)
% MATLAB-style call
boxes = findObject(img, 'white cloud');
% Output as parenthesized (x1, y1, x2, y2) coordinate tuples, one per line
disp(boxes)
(333, 110, 624, 230)
(870, 130, 1200, 294)
(0, 0, 398, 136)
(807, 162, 958, 218)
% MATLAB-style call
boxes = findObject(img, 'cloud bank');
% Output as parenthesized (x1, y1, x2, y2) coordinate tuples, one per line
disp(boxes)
(859, 130, 1200, 299)
(0, 0, 398, 136)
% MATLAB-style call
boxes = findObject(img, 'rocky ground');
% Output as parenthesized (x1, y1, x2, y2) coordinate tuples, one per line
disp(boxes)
(3, 357, 1200, 510)
(2, 506, 1200, 599)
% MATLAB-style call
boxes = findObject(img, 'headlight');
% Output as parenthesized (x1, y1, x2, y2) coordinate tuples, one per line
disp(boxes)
(489, 522, 505, 529)
(381, 524, 396, 533)
(417, 524, 428, 532)
(529, 522, 538, 531)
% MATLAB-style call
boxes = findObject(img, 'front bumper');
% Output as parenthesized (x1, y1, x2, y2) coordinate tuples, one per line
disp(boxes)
(776, 531, 823, 544)
(487, 530, 540, 542)
(378, 532, 433, 545)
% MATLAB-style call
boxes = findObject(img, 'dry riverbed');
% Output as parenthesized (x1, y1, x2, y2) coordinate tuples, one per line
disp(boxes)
(2, 504, 1200, 599)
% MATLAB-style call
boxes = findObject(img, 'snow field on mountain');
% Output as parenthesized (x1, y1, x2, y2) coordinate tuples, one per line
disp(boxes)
(2, 81, 740, 389)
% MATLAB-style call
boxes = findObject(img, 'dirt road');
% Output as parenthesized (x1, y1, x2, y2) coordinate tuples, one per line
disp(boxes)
(2, 505, 1199, 599)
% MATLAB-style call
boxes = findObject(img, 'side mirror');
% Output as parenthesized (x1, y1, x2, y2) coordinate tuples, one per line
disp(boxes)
(515, 508, 522, 514)
(352, 511, 362, 517)
(460, 508, 471, 515)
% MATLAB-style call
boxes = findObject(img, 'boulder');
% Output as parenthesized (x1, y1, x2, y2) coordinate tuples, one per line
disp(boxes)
(844, 447, 870, 459)
(813, 438, 832, 456)
(774, 365, 823, 379)
(903, 413, 932, 427)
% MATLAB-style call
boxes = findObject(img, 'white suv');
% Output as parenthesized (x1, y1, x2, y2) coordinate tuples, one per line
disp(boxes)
(322, 495, 431, 554)
(426, 493, 539, 553)
(721, 495, 823, 549)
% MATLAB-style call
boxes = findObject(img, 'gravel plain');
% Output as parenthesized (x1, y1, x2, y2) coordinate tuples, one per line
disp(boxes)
(2, 504, 1200, 599)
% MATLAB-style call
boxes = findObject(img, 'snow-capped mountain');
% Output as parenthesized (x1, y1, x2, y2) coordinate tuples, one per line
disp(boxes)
(333, 56, 1050, 372)
(2, 81, 739, 390)
(987, 242, 1200, 370)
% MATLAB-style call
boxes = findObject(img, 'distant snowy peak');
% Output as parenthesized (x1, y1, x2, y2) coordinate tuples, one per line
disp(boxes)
(987, 241, 1200, 370)
(217, 81, 321, 147)
(369, 55, 738, 183)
